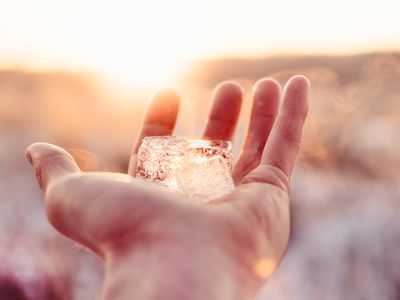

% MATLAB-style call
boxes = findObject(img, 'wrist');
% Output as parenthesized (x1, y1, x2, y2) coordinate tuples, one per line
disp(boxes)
(99, 242, 261, 300)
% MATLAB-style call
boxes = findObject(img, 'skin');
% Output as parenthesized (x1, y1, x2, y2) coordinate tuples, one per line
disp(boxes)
(26, 75, 309, 300)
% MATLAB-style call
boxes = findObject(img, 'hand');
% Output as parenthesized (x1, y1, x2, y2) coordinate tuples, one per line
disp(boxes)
(26, 75, 309, 300)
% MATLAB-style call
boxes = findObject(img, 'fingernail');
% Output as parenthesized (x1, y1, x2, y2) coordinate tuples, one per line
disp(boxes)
(25, 150, 35, 167)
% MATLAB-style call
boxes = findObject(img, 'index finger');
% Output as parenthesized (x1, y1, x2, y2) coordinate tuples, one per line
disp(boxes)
(128, 88, 180, 176)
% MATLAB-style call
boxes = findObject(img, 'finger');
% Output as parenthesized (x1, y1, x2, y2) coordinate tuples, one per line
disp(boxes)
(26, 142, 81, 191)
(202, 82, 243, 140)
(232, 79, 280, 184)
(252, 75, 310, 184)
(128, 88, 180, 176)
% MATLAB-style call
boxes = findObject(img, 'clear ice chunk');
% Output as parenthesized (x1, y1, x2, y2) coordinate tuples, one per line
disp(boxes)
(186, 139, 233, 169)
(136, 136, 235, 202)
(136, 136, 186, 191)
(176, 156, 234, 203)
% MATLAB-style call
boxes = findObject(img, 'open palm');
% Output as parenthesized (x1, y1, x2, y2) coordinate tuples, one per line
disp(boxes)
(26, 75, 309, 300)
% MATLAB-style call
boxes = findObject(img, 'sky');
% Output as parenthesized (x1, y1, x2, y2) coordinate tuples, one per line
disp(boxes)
(0, 0, 399, 86)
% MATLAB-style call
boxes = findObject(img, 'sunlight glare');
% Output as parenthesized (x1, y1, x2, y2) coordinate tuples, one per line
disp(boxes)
(0, 0, 213, 90)
(0, 0, 399, 90)
(65, 0, 212, 90)
(255, 258, 277, 279)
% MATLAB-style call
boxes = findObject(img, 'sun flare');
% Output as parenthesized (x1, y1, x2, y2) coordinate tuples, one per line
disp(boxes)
(0, 0, 214, 89)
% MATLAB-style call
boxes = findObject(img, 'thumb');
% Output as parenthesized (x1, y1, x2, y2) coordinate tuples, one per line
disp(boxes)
(26, 142, 81, 191)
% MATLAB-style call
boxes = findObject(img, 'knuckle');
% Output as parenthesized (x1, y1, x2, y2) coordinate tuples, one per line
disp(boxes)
(242, 165, 290, 193)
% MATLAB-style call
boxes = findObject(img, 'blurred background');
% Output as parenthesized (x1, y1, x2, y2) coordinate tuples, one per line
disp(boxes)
(0, 0, 400, 299)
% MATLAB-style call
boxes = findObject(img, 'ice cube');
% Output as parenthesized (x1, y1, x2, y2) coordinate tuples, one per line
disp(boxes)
(136, 136, 186, 190)
(187, 139, 233, 169)
(136, 136, 235, 202)
(176, 156, 234, 203)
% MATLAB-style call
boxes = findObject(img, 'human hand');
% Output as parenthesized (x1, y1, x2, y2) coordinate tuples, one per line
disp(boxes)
(26, 75, 309, 300)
